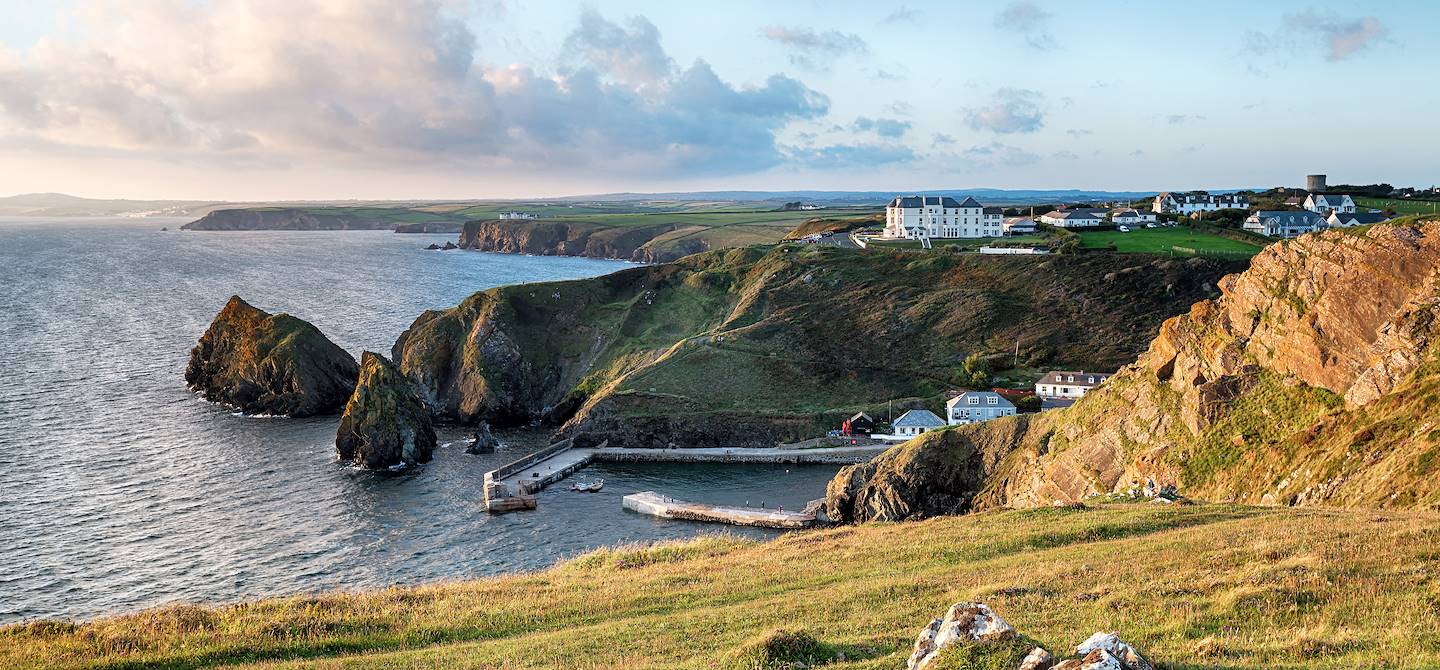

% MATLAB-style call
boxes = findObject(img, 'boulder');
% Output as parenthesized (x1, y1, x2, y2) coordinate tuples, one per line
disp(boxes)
(425, 243, 442, 250)
(441, 240, 458, 250)
(907, 602, 1016, 670)
(1074, 633, 1153, 670)
(1018, 647, 1054, 670)
(185, 295, 358, 417)
(466, 421, 499, 454)
(335, 352, 437, 469)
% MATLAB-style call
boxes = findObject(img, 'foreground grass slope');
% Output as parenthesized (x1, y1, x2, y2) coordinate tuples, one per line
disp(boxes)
(6, 503, 1440, 669)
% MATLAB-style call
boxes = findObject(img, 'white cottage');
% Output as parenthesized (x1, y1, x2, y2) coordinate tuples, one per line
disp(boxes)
(1035, 370, 1111, 399)
(892, 409, 946, 436)
(1303, 194, 1357, 214)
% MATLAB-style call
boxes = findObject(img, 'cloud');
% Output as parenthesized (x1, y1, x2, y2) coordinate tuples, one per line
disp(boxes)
(1130, 149, 1145, 156)
(1066, 128, 1092, 137)
(1166, 114, 1207, 125)
(872, 68, 905, 81)
(1051, 150, 1079, 160)
(760, 26, 868, 70)
(994, 1, 1054, 48)
(852, 116, 911, 138)
(931, 133, 956, 147)
(563, 9, 673, 85)
(962, 142, 1040, 166)
(884, 7, 921, 24)
(885, 101, 914, 116)
(788, 142, 916, 169)
(1284, 10, 1387, 60)
(0, 2, 830, 179)
(964, 88, 1045, 134)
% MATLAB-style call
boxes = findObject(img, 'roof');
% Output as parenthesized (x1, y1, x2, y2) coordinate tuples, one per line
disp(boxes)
(1004, 216, 1037, 226)
(1330, 211, 1388, 225)
(1043, 210, 1103, 220)
(1041, 398, 1077, 411)
(1111, 208, 1141, 217)
(957, 196, 983, 208)
(893, 409, 946, 429)
(848, 412, 874, 423)
(1041, 370, 1112, 387)
(889, 195, 988, 209)
(982, 206, 1003, 215)
(1248, 211, 1326, 226)
(945, 391, 1016, 409)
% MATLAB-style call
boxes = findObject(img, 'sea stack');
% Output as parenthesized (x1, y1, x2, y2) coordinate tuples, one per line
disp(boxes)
(186, 296, 359, 417)
(335, 352, 437, 469)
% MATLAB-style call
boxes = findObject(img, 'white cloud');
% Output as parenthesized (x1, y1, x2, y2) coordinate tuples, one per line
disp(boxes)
(962, 142, 1040, 166)
(0, 2, 830, 179)
(852, 116, 911, 138)
(760, 26, 868, 70)
(1285, 10, 1387, 61)
(964, 88, 1045, 134)
(994, 2, 1054, 48)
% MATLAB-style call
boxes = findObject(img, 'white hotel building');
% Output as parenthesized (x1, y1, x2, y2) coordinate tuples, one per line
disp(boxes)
(883, 195, 1004, 239)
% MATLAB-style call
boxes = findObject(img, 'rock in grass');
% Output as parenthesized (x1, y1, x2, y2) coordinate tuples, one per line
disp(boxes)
(725, 629, 832, 670)
(186, 295, 358, 417)
(908, 602, 1019, 669)
(335, 352, 436, 469)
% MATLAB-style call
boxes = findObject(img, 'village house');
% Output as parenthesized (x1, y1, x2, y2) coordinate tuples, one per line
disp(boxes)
(499, 211, 536, 220)
(945, 391, 1017, 425)
(891, 409, 946, 436)
(1243, 210, 1327, 238)
(842, 412, 875, 436)
(1326, 210, 1389, 228)
(1304, 193, 1357, 214)
(1002, 216, 1038, 235)
(883, 195, 1004, 239)
(1035, 370, 1111, 399)
(1151, 191, 1250, 214)
(1039, 208, 1105, 228)
(1110, 208, 1157, 226)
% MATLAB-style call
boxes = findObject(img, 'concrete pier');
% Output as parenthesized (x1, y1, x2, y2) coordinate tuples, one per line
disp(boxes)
(483, 439, 598, 513)
(622, 491, 823, 529)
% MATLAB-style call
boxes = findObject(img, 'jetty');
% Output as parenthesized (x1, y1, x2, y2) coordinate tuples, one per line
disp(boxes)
(622, 491, 826, 529)
(483, 439, 887, 514)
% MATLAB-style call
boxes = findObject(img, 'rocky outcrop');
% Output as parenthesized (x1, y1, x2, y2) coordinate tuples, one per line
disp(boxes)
(906, 602, 1153, 670)
(390, 246, 1238, 446)
(466, 422, 499, 454)
(457, 219, 704, 263)
(832, 220, 1440, 517)
(185, 296, 359, 416)
(335, 352, 436, 469)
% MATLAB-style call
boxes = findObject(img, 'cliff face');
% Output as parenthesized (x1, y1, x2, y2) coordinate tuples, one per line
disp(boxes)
(457, 219, 704, 263)
(390, 245, 1240, 447)
(185, 296, 360, 416)
(181, 208, 401, 231)
(335, 352, 436, 469)
(829, 220, 1440, 521)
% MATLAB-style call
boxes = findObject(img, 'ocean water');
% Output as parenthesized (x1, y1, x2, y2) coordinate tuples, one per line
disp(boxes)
(0, 217, 841, 624)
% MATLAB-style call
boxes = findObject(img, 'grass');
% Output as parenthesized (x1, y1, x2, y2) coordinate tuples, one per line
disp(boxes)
(7, 503, 1440, 669)
(1356, 197, 1440, 217)
(1076, 227, 1265, 256)
(865, 235, 1048, 250)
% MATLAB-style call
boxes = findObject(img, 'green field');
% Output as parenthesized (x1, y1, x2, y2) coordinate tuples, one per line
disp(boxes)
(865, 235, 1047, 250)
(1356, 197, 1440, 217)
(1077, 227, 1265, 257)
(8, 503, 1439, 669)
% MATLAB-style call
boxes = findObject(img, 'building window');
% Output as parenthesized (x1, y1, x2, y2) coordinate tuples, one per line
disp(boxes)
(986, 397, 997, 405)
(968, 397, 979, 405)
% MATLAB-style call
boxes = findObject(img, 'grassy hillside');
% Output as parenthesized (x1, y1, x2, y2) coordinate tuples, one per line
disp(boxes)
(6, 503, 1439, 669)
(391, 244, 1243, 447)
(1357, 197, 1440, 217)
(1076, 227, 1264, 257)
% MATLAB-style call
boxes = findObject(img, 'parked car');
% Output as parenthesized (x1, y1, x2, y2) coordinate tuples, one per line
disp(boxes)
(1118, 225, 1130, 233)
(1145, 222, 1158, 228)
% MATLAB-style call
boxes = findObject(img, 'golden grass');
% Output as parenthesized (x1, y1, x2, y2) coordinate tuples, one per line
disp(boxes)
(5, 504, 1440, 669)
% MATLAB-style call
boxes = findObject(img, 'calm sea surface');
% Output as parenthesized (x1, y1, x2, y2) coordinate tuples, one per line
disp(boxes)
(0, 217, 840, 624)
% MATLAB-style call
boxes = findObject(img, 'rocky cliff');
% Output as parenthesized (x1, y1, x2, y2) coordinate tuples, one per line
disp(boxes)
(185, 296, 359, 416)
(457, 219, 707, 263)
(182, 208, 408, 231)
(391, 245, 1240, 447)
(335, 352, 436, 469)
(829, 219, 1440, 520)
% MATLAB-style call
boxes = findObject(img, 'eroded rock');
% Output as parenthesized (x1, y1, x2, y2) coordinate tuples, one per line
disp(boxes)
(335, 352, 436, 470)
(904, 603, 1153, 670)
(185, 295, 358, 417)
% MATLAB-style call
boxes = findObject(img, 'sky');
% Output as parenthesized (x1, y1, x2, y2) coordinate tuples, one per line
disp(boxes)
(0, 0, 1435, 200)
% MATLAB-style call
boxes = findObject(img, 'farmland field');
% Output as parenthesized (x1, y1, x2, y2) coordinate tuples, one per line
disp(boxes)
(1356, 197, 1440, 217)
(1076, 226, 1265, 257)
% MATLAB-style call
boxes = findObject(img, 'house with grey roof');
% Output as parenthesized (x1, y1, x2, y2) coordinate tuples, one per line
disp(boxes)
(1304, 193, 1356, 214)
(1003, 216, 1038, 235)
(1035, 370, 1112, 399)
(1326, 210, 1389, 228)
(1152, 191, 1250, 214)
(1110, 208, 1157, 226)
(1243, 210, 1327, 238)
(1039, 209, 1105, 228)
(892, 409, 946, 436)
(883, 194, 1004, 240)
(945, 391, 1016, 425)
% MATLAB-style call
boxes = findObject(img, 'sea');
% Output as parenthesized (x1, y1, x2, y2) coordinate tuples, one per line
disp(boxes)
(0, 217, 841, 624)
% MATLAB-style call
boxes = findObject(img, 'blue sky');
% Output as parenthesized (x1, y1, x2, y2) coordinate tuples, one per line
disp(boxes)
(0, 1, 1434, 199)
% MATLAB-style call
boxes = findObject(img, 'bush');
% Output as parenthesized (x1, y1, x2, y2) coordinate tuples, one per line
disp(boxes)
(960, 353, 993, 388)
(725, 629, 834, 670)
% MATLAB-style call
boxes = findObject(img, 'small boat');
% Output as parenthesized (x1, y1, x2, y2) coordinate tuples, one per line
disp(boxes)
(571, 479, 604, 493)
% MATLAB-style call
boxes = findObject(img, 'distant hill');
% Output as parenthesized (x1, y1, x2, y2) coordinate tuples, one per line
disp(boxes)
(0, 193, 219, 217)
